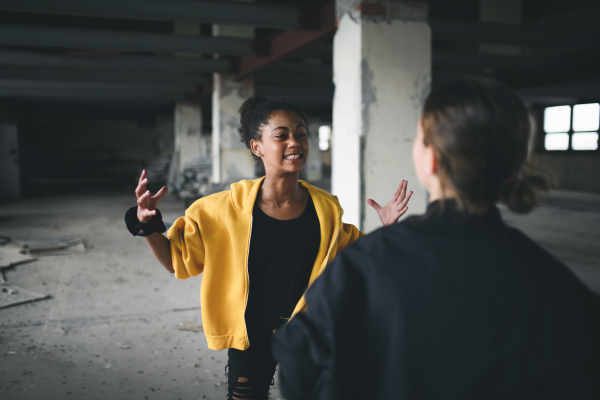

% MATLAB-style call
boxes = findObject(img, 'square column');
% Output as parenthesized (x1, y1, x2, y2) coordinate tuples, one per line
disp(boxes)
(211, 74, 255, 184)
(212, 14, 256, 184)
(174, 101, 202, 177)
(332, 0, 431, 231)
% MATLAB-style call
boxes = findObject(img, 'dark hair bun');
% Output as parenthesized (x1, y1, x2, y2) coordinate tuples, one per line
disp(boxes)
(238, 96, 308, 160)
(504, 175, 550, 213)
(422, 78, 550, 214)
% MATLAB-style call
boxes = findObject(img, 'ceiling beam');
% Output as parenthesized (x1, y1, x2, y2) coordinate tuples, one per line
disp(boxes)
(268, 62, 332, 76)
(0, 49, 230, 73)
(0, 89, 180, 101)
(0, 0, 300, 29)
(256, 85, 334, 100)
(0, 92, 179, 106)
(430, 18, 600, 50)
(0, 66, 210, 86)
(294, 43, 333, 60)
(0, 79, 193, 98)
(518, 78, 600, 100)
(0, 24, 255, 55)
(232, 1, 336, 80)
(432, 52, 579, 74)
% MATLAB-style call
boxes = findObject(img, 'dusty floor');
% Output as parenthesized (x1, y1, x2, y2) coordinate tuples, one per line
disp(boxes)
(1, 187, 599, 400)
(0, 187, 282, 400)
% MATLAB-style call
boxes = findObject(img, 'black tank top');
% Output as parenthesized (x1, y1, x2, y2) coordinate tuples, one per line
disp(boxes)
(244, 194, 321, 327)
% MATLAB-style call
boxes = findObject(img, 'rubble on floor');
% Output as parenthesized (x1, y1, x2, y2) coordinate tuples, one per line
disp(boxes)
(0, 246, 37, 268)
(177, 321, 204, 332)
(0, 281, 50, 310)
(13, 238, 87, 256)
(0, 235, 86, 309)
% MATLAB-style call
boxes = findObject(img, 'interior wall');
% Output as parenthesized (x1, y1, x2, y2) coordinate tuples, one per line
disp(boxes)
(529, 107, 600, 193)
(530, 153, 600, 193)
(18, 117, 171, 193)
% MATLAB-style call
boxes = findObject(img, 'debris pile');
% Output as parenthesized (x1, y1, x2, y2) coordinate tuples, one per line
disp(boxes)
(0, 235, 86, 309)
(170, 157, 228, 208)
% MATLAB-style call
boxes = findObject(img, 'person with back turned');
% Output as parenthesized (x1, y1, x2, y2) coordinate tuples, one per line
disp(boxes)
(272, 78, 600, 400)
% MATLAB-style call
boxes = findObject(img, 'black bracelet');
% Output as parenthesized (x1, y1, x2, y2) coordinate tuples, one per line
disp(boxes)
(124, 206, 167, 237)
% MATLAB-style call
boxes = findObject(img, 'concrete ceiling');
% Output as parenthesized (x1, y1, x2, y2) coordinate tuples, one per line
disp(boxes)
(0, 0, 598, 111)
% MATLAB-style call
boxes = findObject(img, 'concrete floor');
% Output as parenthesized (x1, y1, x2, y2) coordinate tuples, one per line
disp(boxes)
(1, 187, 599, 400)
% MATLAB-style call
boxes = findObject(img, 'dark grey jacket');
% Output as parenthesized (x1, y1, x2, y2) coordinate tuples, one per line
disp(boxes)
(273, 201, 600, 400)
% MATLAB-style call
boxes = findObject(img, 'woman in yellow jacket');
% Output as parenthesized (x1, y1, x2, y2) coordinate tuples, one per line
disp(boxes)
(126, 96, 412, 400)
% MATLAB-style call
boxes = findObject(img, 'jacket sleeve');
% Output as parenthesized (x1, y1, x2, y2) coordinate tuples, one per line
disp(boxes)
(336, 223, 365, 253)
(167, 214, 206, 280)
(272, 248, 367, 400)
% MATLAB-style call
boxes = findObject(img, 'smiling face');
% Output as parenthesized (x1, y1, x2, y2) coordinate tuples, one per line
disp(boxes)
(251, 110, 309, 177)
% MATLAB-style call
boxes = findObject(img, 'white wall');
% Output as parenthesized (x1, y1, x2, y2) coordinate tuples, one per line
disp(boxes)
(332, 15, 363, 228)
(362, 19, 431, 232)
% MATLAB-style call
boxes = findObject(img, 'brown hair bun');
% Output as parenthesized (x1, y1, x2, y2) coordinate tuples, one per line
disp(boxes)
(421, 78, 549, 214)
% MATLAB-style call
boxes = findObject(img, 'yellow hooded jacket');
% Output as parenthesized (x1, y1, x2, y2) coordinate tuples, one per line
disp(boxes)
(167, 176, 363, 351)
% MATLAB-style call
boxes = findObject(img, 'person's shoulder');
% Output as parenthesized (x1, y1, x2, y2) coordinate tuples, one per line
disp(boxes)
(503, 224, 569, 268)
(504, 225, 591, 285)
(357, 216, 422, 247)
(339, 220, 420, 269)
(185, 190, 232, 217)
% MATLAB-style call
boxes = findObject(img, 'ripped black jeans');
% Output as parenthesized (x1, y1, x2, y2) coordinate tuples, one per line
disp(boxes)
(226, 322, 280, 400)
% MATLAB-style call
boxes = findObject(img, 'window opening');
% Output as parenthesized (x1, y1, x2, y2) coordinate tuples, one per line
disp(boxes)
(572, 132, 599, 151)
(545, 133, 570, 151)
(318, 125, 331, 151)
(543, 103, 599, 151)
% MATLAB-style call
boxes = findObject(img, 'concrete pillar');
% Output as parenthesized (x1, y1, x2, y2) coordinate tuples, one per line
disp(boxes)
(174, 101, 202, 176)
(332, 0, 431, 232)
(212, 11, 256, 184)
(155, 113, 175, 158)
(211, 74, 255, 183)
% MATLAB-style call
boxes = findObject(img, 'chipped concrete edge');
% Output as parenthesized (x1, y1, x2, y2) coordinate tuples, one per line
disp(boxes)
(337, 0, 429, 24)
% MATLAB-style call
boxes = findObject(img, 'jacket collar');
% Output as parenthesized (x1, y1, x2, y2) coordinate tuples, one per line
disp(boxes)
(425, 199, 503, 225)
(229, 176, 344, 220)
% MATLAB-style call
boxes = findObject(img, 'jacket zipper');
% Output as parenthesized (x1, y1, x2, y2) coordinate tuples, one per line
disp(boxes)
(243, 215, 252, 346)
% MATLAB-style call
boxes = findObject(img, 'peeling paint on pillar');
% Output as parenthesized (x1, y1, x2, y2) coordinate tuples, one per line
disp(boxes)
(212, 73, 256, 183)
(333, 0, 431, 232)
(174, 101, 202, 178)
(360, 59, 377, 227)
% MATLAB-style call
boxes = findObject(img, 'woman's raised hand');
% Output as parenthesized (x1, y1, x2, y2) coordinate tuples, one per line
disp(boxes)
(367, 180, 413, 226)
(135, 170, 168, 223)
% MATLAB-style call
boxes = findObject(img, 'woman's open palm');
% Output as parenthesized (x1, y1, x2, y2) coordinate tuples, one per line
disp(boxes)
(367, 180, 413, 226)
(135, 170, 168, 223)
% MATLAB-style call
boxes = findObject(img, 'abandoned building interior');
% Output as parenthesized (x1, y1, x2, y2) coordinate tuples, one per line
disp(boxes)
(0, 0, 599, 399)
